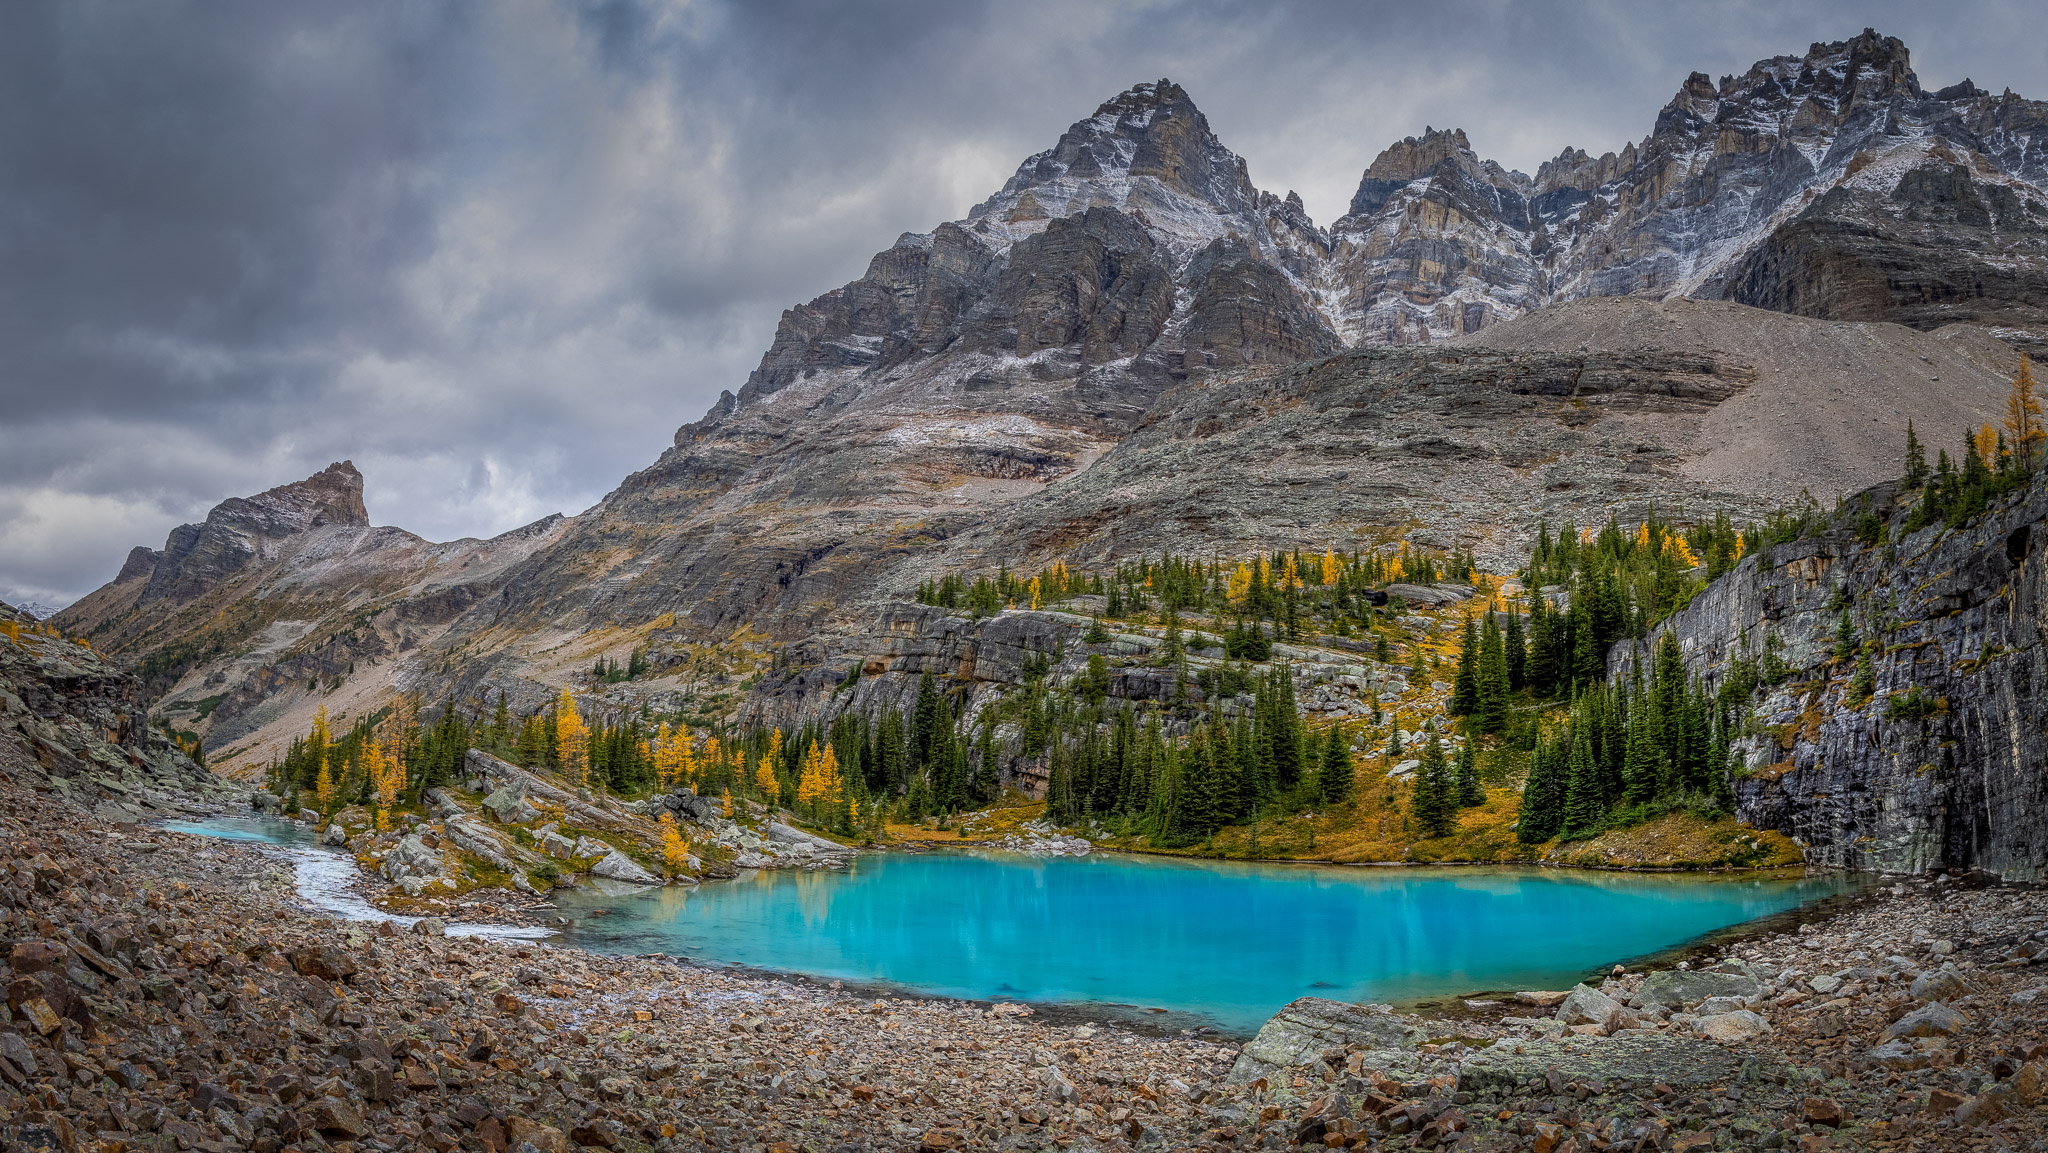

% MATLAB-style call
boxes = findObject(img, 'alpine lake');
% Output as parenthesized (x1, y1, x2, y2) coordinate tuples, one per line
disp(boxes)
(169, 815, 1859, 1035)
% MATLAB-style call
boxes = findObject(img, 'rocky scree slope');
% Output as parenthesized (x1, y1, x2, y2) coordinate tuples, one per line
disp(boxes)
(0, 600, 237, 823)
(1612, 469, 2048, 880)
(4, 778, 2048, 1153)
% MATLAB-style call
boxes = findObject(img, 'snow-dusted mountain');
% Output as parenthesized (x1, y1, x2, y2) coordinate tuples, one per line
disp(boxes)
(56, 30, 2044, 769)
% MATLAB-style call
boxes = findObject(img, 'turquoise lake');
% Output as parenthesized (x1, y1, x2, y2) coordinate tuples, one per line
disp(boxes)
(170, 817, 1855, 1034)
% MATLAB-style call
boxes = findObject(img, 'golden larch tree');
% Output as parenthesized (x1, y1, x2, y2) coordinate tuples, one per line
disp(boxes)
(554, 688, 589, 787)
(2008, 352, 2045, 471)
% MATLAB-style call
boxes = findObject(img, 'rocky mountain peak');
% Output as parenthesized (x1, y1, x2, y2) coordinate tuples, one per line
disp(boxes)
(138, 461, 372, 605)
(970, 77, 1257, 231)
(1344, 126, 1530, 219)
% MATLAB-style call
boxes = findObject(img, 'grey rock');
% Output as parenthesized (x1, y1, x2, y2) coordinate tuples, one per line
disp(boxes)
(589, 850, 660, 885)
(410, 918, 446, 937)
(1692, 1010, 1771, 1043)
(1459, 1033, 1742, 1091)
(1910, 967, 1966, 1002)
(1227, 997, 1423, 1084)
(1883, 1001, 1968, 1041)
(1556, 983, 1625, 1028)
(1865, 1040, 1932, 1071)
(1630, 968, 1763, 1009)
(481, 782, 538, 825)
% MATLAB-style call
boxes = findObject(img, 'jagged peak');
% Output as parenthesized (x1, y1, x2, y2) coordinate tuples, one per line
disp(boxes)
(1343, 126, 1530, 219)
(211, 460, 371, 534)
(971, 77, 1255, 224)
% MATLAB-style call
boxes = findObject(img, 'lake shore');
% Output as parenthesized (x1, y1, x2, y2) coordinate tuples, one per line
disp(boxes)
(5, 775, 2046, 1153)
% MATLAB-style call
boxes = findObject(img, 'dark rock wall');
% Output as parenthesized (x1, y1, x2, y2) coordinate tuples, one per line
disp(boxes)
(1611, 474, 2048, 880)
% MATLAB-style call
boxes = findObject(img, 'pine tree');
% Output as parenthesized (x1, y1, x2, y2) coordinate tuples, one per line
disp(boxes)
(1453, 738, 1483, 808)
(1319, 724, 1353, 805)
(1903, 421, 1929, 488)
(1504, 608, 1526, 691)
(1559, 723, 1603, 838)
(1411, 726, 1454, 838)
(1516, 737, 1566, 843)
(1476, 611, 1510, 733)
(1449, 615, 1479, 715)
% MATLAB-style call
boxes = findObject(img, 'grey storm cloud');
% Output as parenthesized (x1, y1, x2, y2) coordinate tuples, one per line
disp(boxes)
(2, 0, 2043, 608)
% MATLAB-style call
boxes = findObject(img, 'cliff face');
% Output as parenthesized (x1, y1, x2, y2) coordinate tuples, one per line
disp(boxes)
(0, 600, 235, 820)
(1611, 472, 2048, 880)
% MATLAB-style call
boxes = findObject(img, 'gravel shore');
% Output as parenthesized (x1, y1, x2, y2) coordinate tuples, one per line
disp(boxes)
(2, 776, 2045, 1153)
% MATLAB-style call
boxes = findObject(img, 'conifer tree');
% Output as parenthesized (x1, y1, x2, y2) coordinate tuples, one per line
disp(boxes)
(1454, 738, 1483, 808)
(1516, 737, 1566, 843)
(1504, 608, 1526, 691)
(1903, 421, 1929, 488)
(1476, 611, 1510, 733)
(1559, 723, 1603, 838)
(1411, 725, 1454, 838)
(1319, 724, 1353, 805)
(1449, 615, 1479, 715)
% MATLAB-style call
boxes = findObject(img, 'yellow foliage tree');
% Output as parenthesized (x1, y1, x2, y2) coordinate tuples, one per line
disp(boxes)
(2009, 352, 2045, 471)
(658, 812, 690, 872)
(795, 742, 843, 812)
(555, 689, 589, 787)
(1321, 549, 1340, 587)
(1976, 423, 1999, 464)
(1225, 562, 1253, 605)
(754, 728, 782, 803)
(314, 761, 335, 811)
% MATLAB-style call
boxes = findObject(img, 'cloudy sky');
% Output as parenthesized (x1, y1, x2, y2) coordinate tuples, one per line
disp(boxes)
(3, 0, 2043, 608)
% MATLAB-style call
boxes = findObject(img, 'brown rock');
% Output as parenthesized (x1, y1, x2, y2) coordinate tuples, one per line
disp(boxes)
(1532, 1121, 1565, 1153)
(290, 946, 356, 982)
(568, 1124, 616, 1149)
(15, 995, 61, 1036)
(309, 1099, 368, 1138)
(1802, 1098, 1843, 1127)
(492, 992, 525, 1016)
(1927, 1088, 1966, 1114)
(8, 941, 66, 976)
(504, 1118, 569, 1153)
(473, 1116, 507, 1153)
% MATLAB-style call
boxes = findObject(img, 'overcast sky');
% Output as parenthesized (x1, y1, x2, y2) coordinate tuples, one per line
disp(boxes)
(3, 0, 2043, 609)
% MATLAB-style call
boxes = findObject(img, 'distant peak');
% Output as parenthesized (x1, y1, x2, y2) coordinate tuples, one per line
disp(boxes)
(1093, 78, 1193, 118)
(241, 460, 370, 529)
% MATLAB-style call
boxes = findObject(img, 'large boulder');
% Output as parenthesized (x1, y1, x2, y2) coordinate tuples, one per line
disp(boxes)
(590, 851, 660, 885)
(766, 823, 853, 855)
(380, 834, 444, 886)
(1226, 998, 1424, 1084)
(1883, 1001, 1968, 1042)
(1460, 1033, 1741, 1091)
(1629, 969, 1762, 1010)
(1693, 1010, 1771, 1043)
(481, 781, 538, 824)
(1910, 966, 1966, 1002)
(1556, 984, 1626, 1028)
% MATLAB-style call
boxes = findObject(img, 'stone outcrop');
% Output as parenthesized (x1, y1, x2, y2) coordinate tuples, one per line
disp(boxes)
(1226, 997, 1424, 1084)
(0, 599, 235, 822)
(1610, 469, 2047, 879)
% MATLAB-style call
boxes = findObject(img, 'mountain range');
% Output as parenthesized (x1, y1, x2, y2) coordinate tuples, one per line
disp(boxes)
(52, 29, 2043, 776)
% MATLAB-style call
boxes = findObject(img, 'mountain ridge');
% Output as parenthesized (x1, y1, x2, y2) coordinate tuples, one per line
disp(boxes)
(49, 28, 2044, 782)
